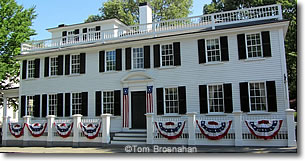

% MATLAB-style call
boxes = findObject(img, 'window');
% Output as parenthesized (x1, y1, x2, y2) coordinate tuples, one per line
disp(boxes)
(106, 51, 116, 71)
(48, 94, 57, 115)
(165, 88, 179, 114)
(71, 54, 80, 74)
(27, 60, 35, 79)
(246, 33, 262, 58)
(50, 57, 58, 76)
(72, 93, 82, 115)
(206, 39, 221, 62)
(161, 44, 174, 66)
(208, 85, 224, 113)
(249, 82, 267, 111)
(27, 96, 34, 116)
(132, 48, 144, 69)
(103, 91, 114, 114)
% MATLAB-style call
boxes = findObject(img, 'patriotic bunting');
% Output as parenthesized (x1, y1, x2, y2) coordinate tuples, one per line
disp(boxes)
(80, 122, 102, 139)
(8, 123, 25, 138)
(26, 122, 47, 137)
(155, 121, 186, 140)
(54, 122, 73, 138)
(196, 120, 232, 140)
(245, 119, 283, 140)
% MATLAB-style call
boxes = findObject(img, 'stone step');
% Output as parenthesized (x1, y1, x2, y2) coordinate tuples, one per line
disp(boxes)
(115, 132, 147, 137)
(111, 140, 147, 145)
(113, 136, 146, 141)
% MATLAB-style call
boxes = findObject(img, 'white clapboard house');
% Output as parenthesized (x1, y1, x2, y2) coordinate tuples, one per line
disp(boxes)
(1, 3, 296, 147)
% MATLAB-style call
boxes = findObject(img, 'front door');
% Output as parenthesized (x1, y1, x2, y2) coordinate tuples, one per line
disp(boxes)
(131, 91, 147, 129)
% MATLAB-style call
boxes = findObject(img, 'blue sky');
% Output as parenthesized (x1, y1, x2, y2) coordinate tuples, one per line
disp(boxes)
(16, 0, 210, 40)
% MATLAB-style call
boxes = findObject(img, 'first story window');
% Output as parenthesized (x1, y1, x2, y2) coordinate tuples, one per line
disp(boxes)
(206, 38, 221, 62)
(71, 54, 80, 74)
(165, 88, 179, 114)
(48, 94, 58, 115)
(72, 93, 82, 115)
(27, 60, 35, 79)
(103, 91, 114, 114)
(208, 84, 224, 112)
(27, 96, 34, 116)
(246, 33, 262, 58)
(249, 82, 267, 111)
(50, 57, 58, 76)
(106, 50, 116, 71)
(161, 44, 174, 66)
(132, 47, 144, 69)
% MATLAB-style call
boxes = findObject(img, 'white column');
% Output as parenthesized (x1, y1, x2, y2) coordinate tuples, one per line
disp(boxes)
(23, 115, 31, 146)
(2, 116, 10, 146)
(233, 111, 243, 146)
(72, 114, 82, 147)
(145, 113, 154, 144)
(101, 114, 111, 143)
(285, 109, 297, 147)
(46, 115, 56, 147)
(187, 112, 197, 145)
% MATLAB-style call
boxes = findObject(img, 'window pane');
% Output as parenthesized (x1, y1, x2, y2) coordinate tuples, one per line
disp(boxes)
(246, 33, 262, 58)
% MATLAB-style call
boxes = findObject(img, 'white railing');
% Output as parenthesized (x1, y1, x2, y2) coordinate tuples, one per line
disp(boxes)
(21, 4, 282, 52)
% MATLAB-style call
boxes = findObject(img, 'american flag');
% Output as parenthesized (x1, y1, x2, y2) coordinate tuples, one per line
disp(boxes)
(123, 88, 129, 128)
(147, 86, 153, 113)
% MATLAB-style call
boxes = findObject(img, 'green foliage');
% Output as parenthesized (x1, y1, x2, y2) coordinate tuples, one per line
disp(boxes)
(85, 0, 193, 25)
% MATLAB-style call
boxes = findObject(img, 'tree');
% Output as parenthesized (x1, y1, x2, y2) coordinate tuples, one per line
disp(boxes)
(0, 0, 36, 111)
(85, 0, 193, 25)
(203, 0, 297, 101)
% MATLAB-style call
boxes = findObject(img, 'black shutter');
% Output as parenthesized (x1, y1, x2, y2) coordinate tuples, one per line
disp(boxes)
(156, 88, 164, 115)
(220, 36, 229, 61)
(80, 53, 86, 74)
(199, 85, 208, 114)
(266, 81, 277, 112)
(125, 47, 131, 70)
(223, 83, 233, 113)
(74, 29, 79, 34)
(34, 59, 40, 78)
(96, 26, 101, 31)
(262, 31, 272, 57)
(153, 44, 160, 68)
(62, 31, 67, 37)
(65, 93, 71, 117)
(96, 91, 102, 116)
(173, 42, 181, 66)
(99, 51, 105, 72)
(114, 90, 121, 116)
(42, 94, 47, 117)
(178, 86, 187, 114)
(198, 39, 206, 64)
(22, 60, 27, 79)
(237, 34, 247, 60)
(58, 55, 64, 75)
(144, 45, 150, 68)
(239, 82, 250, 112)
(57, 93, 64, 117)
(83, 28, 87, 33)
(116, 49, 122, 71)
(81, 92, 88, 116)
(34, 95, 40, 117)
(65, 55, 70, 75)
(44, 57, 49, 77)
(21, 95, 26, 117)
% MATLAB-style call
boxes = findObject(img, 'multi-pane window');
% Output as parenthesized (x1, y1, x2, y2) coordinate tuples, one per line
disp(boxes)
(103, 91, 114, 114)
(72, 93, 82, 115)
(249, 82, 267, 111)
(71, 54, 80, 74)
(48, 94, 58, 115)
(161, 44, 174, 66)
(132, 48, 144, 69)
(165, 88, 179, 114)
(246, 33, 262, 58)
(106, 51, 116, 71)
(27, 60, 35, 79)
(27, 96, 34, 116)
(50, 57, 58, 76)
(208, 85, 224, 113)
(206, 39, 221, 62)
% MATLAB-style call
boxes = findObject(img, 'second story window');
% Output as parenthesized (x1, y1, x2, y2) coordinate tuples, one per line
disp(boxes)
(161, 44, 174, 66)
(206, 38, 221, 62)
(103, 91, 114, 114)
(71, 54, 80, 74)
(48, 94, 58, 115)
(27, 60, 35, 79)
(50, 57, 58, 76)
(208, 84, 224, 113)
(165, 88, 179, 114)
(72, 93, 82, 115)
(249, 82, 267, 111)
(27, 96, 34, 116)
(133, 47, 144, 69)
(106, 51, 116, 71)
(246, 33, 262, 58)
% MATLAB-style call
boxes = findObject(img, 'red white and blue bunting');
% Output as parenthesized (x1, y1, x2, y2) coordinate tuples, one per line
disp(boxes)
(245, 119, 283, 140)
(196, 120, 232, 140)
(155, 121, 186, 140)
(54, 122, 73, 138)
(26, 123, 47, 137)
(80, 122, 102, 139)
(8, 123, 25, 138)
